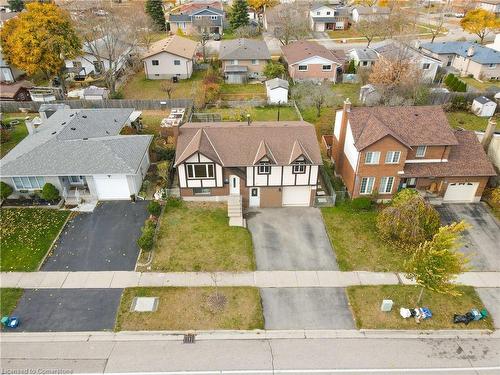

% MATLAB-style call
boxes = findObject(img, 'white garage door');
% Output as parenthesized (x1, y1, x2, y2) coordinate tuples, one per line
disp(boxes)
(443, 182, 479, 203)
(93, 175, 131, 200)
(282, 186, 311, 206)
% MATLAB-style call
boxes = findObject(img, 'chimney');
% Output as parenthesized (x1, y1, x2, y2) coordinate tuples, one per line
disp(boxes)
(335, 98, 351, 172)
(467, 45, 475, 57)
(481, 117, 496, 152)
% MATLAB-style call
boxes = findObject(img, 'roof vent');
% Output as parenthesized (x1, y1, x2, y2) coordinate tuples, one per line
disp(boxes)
(69, 113, 75, 117)
(51, 131, 57, 135)
(106, 130, 110, 134)
(82, 115, 87, 118)
(61, 122, 66, 125)
(71, 127, 76, 130)
(83, 137, 88, 140)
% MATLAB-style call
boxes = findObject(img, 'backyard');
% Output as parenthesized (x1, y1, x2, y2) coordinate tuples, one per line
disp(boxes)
(1, 114, 29, 158)
(0, 208, 71, 271)
(148, 201, 255, 272)
(446, 111, 492, 131)
(347, 285, 494, 330)
(0, 288, 23, 317)
(205, 106, 300, 122)
(321, 204, 407, 271)
(219, 82, 266, 100)
(115, 287, 264, 331)
(461, 76, 500, 92)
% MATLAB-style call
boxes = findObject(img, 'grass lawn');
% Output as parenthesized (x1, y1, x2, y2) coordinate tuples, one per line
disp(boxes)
(0, 288, 23, 317)
(206, 106, 299, 122)
(115, 287, 264, 331)
(321, 204, 406, 271)
(140, 110, 170, 135)
(0, 208, 70, 271)
(1, 114, 29, 158)
(347, 285, 494, 330)
(151, 201, 255, 272)
(300, 107, 336, 137)
(445, 111, 492, 131)
(122, 70, 204, 100)
(461, 76, 500, 92)
(327, 29, 362, 39)
(220, 83, 266, 100)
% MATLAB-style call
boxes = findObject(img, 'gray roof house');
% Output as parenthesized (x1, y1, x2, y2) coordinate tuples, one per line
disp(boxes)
(309, 4, 350, 32)
(420, 41, 500, 80)
(348, 48, 378, 68)
(168, 4, 225, 35)
(219, 39, 271, 83)
(1, 108, 152, 202)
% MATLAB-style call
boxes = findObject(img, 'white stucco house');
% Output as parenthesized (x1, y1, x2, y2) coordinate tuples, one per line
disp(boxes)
(0, 108, 152, 202)
(265, 78, 289, 104)
(142, 35, 199, 80)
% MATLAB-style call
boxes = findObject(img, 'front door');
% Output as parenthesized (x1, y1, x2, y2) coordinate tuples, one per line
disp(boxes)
(249, 187, 260, 207)
(229, 175, 240, 195)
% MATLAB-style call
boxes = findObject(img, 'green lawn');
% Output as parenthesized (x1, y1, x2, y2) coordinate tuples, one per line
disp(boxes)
(445, 111, 492, 131)
(321, 204, 407, 271)
(0, 208, 70, 271)
(0, 288, 23, 317)
(220, 83, 266, 100)
(150, 201, 255, 271)
(115, 287, 264, 331)
(122, 70, 204, 100)
(1, 114, 29, 158)
(206, 106, 299, 122)
(300, 107, 336, 137)
(347, 285, 494, 330)
(461, 76, 500, 91)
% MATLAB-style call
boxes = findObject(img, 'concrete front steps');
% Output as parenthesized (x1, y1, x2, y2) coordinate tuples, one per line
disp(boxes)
(228, 195, 246, 227)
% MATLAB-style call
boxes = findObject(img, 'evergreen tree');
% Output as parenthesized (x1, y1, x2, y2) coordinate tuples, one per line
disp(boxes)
(346, 60, 356, 74)
(229, 0, 250, 30)
(145, 0, 166, 31)
(7, 0, 24, 12)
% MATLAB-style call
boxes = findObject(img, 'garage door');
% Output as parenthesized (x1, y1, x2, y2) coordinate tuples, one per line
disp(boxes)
(93, 176, 131, 200)
(282, 186, 311, 206)
(443, 182, 479, 203)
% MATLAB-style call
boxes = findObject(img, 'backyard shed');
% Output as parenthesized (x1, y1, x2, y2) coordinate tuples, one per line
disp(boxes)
(82, 86, 109, 101)
(472, 96, 497, 117)
(265, 78, 289, 104)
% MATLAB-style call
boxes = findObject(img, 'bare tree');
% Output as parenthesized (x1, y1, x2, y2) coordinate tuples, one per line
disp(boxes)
(292, 82, 336, 117)
(161, 80, 175, 99)
(354, 17, 385, 47)
(131, 2, 161, 50)
(192, 17, 214, 61)
(427, 11, 445, 43)
(272, 4, 309, 46)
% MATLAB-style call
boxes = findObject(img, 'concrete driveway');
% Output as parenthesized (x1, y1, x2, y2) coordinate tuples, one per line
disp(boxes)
(10, 289, 122, 332)
(260, 288, 355, 329)
(435, 204, 500, 271)
(247, 208, 338, 271)
(42, 201, 149, 271)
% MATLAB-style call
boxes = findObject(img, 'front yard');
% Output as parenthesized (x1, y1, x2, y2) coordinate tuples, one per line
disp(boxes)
(0, 288, 23, 317)
(149, 201, 255, 272)
(347, 285, 494, 330)
(321, 204, 406, 271)
(0, 208, 70, 271)
(1, 114, 29, 158)
(115, 287, 264, 331)
(446, 111, 491, 131)
(206, 106, 300, 122)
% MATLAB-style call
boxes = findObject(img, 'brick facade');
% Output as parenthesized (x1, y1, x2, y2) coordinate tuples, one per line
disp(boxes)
(288, 63, 337, 82)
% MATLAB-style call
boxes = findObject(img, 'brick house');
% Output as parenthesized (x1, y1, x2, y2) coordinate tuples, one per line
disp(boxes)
(281, 40, 341, 83)
(327, 101, 496, 202)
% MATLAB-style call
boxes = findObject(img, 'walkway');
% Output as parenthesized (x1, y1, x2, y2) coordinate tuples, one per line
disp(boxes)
(1, 271, 499, 289)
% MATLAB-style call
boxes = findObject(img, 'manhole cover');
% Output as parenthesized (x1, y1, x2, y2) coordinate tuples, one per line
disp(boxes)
(130, 297, 159, 312)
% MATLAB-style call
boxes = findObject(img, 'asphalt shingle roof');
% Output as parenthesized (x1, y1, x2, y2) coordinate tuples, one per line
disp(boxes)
(420, 41, 500, 64)
(219, 38, 271, 60)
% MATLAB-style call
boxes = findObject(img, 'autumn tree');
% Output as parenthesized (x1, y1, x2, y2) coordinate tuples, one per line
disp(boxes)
(0, 2, 81, 93)
(229, 0, 250, 29)
(292, 82, 335, 117)
(145, 0, 166, 31)
(272, 4, 309, 45)
(248, 0, 277, 15)
(460, 9, 499, 44)
(405, 221, 470, 304)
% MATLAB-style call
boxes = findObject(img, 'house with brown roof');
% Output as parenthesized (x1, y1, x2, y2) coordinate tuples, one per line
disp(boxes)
(281, 40, 341, 83)
(327, 101, 496, 203)
(142, 35, 199, 80)
(174, 120, 322, 208)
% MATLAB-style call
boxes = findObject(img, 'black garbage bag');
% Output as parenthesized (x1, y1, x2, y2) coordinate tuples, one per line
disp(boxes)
(453, 312, 474, 325)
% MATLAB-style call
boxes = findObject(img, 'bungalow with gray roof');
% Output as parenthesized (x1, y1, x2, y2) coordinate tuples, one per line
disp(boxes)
(0, 108, 152, 202)
(168, 2, 225, 36)
(420, 41, 500, 80)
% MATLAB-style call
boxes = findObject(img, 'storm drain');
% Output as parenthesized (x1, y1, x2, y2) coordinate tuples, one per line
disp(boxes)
(183, 333, 196, 344)
(130, 297, 159, 312)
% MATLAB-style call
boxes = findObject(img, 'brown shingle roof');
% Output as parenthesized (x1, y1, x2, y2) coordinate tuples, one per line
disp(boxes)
(142, 35, 198, 60)
(175, 121, 322, 167)
(281, 40, 340, 65)
(348, 106, 459, 151)
(402, 130, 496, 178)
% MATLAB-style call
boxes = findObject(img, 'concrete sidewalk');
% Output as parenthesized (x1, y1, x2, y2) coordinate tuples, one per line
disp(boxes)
(1, 271, 499, 289)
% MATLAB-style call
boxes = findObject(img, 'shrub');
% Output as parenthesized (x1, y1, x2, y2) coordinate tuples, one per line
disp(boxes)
(350, 196, 372, 211)
(0, 181, 13, 200)
(346, 60, 356, 74)
(41, 183, 60, 201)
(110, 90, 124, 99)
(263, 60, 286, 79)
(165, 197, 183, 209)
(148, 201, 162, 217)
(137, 219, 156, 251)
(155, 144, 175, 161)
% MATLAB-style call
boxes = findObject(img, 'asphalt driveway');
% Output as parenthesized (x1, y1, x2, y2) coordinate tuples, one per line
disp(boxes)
(435, 204, 500, 271)
(247, 208, 338, 271)
(260, 288, 355, 329)
(10, 289, 122, 332)
(42, 201, 149, 271)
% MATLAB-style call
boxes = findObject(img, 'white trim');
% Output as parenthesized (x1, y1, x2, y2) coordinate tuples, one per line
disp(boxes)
(378, 176, 394, 194)
(405, 159, 448, 163)
(364, 151, 380, 165)
(298, 65, 308, 71)
(415, 145, 427, 157)
(385, 151, 401, 164)
(360, 176, 375, 195)
(294, 55, 339, 67)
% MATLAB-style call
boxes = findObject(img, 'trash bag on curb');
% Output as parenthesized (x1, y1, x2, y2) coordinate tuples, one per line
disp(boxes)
(453, 312, 474, 325)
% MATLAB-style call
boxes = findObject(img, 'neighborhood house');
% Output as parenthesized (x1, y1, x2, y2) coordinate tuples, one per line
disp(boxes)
(167, 2, 225, 36)
(309, 3, 350, 31)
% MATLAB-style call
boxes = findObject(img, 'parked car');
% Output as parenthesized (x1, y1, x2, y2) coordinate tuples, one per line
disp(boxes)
(213, 33, 221, 41)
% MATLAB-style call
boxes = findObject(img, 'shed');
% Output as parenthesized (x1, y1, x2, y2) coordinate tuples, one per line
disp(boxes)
(265, 78, 289, 104)
(472, 96, 497, 117)
(82, 86, 109, 100)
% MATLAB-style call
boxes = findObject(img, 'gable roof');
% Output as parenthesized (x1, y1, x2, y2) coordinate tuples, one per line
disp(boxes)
(347, 106, 459, 151)
(349, 47, 378, 61)
(420, 41, 500, 65)
(171, 1, 223, 14)
(265, 78, 289, 90)
(219, 38, 271, 60)
(281, 40, 340, 65)
(253, 140, 277, 164)
(373, 42, 442, 64)
(142, 35, 198, 60)
(1, 108, 153, 176)
(175, 121, 322, 167)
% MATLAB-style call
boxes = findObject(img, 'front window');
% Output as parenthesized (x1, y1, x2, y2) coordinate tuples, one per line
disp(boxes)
(298, 65, 307, 71)
(416, 146, 427, 157)
(12, 176, 45, 190)
(251, 59, 258, 65)
(326, 11, 331, 15)
(258, 162, 271, 174)
(210, 15, 218, 20)
(316, 11, 320, 15)
(93, 60, 104, 73)
(364, 151, 380, 164)
(186, 163, 214, 179)
(385, 151, 401, 164)
(69, 176, 84, 184)
(152, 60, 159, 66)
(174, 60, 180, 66)
(489, 63, 496, 69)
(379, 176, 394, 194)
(422, 63, 430, 70)
(193, 187, 211, 195)
(322, 65, 332, 71)
(362, 61, 368, 66)
(292, 160, 306, 174)
(232, 59, 239, 65)
(360, 177, 375, 195)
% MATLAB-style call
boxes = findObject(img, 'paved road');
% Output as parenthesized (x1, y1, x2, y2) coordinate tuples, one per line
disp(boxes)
(1, 335, 499, 373)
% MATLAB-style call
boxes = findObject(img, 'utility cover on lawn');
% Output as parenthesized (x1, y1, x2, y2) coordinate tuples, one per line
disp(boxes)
(131, 297, 159, 312)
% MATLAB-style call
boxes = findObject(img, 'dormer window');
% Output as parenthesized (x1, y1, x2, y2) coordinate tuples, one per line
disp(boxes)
(416, 146, 427, 158)
(258, 161, 271, 174)
(292, 157, 306, 174)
